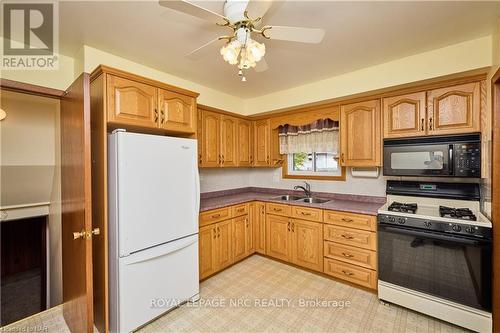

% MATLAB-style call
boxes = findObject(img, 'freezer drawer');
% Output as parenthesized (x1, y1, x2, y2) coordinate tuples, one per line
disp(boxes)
(110, 234, 199, 333)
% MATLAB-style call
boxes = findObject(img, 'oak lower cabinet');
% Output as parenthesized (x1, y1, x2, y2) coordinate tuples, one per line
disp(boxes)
(266, 214, 292, 262)
(199, 219, 233, 280)
(323, 210, 377, 290)
(290, 219, 323, 272)
(340, 99, 381, 167)
(233, 215, 253, 262)
(253, 202, 266, 254)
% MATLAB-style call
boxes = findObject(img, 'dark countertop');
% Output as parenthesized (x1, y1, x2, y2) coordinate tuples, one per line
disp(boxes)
(200, 187, 386, 216)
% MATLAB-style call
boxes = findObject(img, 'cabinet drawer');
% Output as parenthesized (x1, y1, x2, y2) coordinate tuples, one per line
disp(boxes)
(324, 225, 376, 250)
(290, 205, 323, 222)
(324, 241, 376, 270)
(324, 258, 377, 289)
(199, 207, 232, 227)
(323, 210, 376, 231)
(232, 204, 249, 217)
(266, 203, 290, 217)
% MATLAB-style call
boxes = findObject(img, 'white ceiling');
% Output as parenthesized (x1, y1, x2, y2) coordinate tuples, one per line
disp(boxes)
(59, 1, 500, 98)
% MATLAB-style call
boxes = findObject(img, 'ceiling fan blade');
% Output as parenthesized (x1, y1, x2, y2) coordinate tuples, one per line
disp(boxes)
(245, 0, 275, 20)
(254, 58, 268, 72)
(264, 26, 325, 44)
(159, 0, 229, 25)
(186, 37, 225, 60)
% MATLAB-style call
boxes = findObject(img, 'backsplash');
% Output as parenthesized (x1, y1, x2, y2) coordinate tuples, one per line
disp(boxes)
(200, 168, 386, 196)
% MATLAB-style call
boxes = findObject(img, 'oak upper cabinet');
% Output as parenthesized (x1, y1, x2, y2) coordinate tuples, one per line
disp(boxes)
(237, 119, 253, 166)
(291, 219, 323, 272)
(220, 115, 238, 167)
(107, 75, 158, 128)
(200, 110, 221, 167)
(266, 214, 291, 261)
(340, 99, 381, 167)
(215, 219, 233, 270)
(158, 89, 196, 133)
(427, 82, 481, 135)
(233, 215, 248, 262)
(199, 225, 216, 280)
(383, 92, 426, 138)
(253, 119, 271, 166)
(254, 202, 266, 254)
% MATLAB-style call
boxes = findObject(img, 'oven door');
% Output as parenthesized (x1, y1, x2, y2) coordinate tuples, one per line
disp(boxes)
(383, 143, 453, 176)
(378, 223, 492, 311)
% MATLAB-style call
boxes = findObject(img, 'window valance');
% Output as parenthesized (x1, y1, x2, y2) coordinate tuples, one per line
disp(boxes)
(278, 118, 339, 155)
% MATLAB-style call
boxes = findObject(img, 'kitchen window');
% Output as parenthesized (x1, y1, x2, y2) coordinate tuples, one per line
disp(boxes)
(286, 152, 343, 179)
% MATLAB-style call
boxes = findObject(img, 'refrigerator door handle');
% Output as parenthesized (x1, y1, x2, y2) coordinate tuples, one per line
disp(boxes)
(125, 236, 198, 266)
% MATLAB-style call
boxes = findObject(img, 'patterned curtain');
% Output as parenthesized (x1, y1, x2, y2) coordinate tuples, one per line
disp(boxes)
(278, 118, 339, 155)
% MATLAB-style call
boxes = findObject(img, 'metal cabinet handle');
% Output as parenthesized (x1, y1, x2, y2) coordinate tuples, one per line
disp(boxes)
(287, 222, 291, 232)
(429, 117, 433, 130)
(154, 108, 158, 123)
(421, 118, 424, 131)
(160, 109, 165, 124)
(342, 270, 354, 276)
(212, 213, 221, 219)
(266, 155, 270, 164)
(300, 211, 312, 216)
(213, 227, 217, 239)
(341, 153, 345, 165)
(217, 226, 221, 238)
(291, 223, 295, 232)
(341, 218, 353, 223)
(73, 229, 86, 240)
(237, 208, 245, 212)
(341, 252, 354, 258)
(341, 234, 354, 239)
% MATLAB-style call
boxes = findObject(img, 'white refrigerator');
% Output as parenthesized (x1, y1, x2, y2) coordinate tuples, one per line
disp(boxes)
(108, 130, 200, 333)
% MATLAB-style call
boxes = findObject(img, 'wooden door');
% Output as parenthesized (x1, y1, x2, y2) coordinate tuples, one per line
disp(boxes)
(106, 74, 158, 128)
(266, 214, 291, 262)
(61, 73, 94, 333)
(427, 82, 481, 135)
(200, 110, 220, 167)
(253, 119, 271, 166)
(254, 202, 266, 254)
(291, 219, 323, 272)
(199, 225, 216, 280)
(158, 89, 196, 133)
(340, 99, 381, 167)
(233, 215, 248, 262)
(383, 92, 426, 138)
(215, 220, 233, 270)
(237, 119, 253, 166)
(220, 115, 238, 167)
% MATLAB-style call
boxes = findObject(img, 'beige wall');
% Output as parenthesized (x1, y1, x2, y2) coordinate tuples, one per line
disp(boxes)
(244, 36, 492, 114)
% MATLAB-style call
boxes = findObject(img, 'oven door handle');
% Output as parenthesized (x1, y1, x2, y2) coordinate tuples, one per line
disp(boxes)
(448, 145, 454, 175)
(378, 224, 490, 246)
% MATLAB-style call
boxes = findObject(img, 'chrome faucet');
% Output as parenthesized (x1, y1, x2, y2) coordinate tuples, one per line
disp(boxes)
(294, 182, 312, 198)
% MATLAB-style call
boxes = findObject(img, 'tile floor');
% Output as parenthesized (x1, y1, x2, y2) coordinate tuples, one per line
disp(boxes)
(2, 255, 470, 333)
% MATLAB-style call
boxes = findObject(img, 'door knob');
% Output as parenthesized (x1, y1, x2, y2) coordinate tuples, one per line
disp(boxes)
(91, 228, 100, 237)
(73, 230, 86, 240)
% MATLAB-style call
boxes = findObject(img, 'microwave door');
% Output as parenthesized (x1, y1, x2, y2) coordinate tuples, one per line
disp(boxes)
(383, 144, 452, 176)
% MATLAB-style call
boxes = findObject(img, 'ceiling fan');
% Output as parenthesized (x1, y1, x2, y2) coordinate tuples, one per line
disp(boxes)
(159, 0, 325, 81)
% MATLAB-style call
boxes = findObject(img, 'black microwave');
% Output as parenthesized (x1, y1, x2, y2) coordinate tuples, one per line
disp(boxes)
(383, 134, 481, 178)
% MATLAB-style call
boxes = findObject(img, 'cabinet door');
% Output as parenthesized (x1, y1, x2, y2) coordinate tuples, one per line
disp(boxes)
(247, 207, 254, 254)
(199, 225, 216, 280)
(107, 75, 158, 128)
(158, 89, 196, 133)
(291, 219, 323, 272)
(200, 110, 220, 167)
(237, 119, 253, 166)
(253, 119, 271, 166)
(427, 82, 481, 135)
(215, 220, 233, 270)
(266, 214, 291, 262)
(232, 215, 247, 262)
(340, 99, 381, 167)
(254, 202, 266, 254)
(220, 115, 238, 167)
(383, 92, 426, 138)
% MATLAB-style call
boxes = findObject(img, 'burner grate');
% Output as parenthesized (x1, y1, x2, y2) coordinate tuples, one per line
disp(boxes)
(388, 202, 418, 214)
(439, 206, 477, 221)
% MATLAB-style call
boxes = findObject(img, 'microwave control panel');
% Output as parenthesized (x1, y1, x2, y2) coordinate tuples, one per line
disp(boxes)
(454, 143, 481, 177)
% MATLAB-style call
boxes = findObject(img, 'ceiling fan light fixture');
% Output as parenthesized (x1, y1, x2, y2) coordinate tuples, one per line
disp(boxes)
(247, 38, 265, 62)
(220, 40, 241, 65)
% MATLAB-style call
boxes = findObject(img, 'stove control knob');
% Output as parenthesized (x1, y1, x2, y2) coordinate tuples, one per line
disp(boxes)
(465, 226, 475, 234)
(388, 216, 396, 223)
(424, 221, 432, 228)
(452, 224, 462, 232)
(397, 217, 406, 224)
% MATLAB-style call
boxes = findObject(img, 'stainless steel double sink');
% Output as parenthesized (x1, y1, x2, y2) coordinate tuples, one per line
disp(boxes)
(271, 195, 331, 204)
